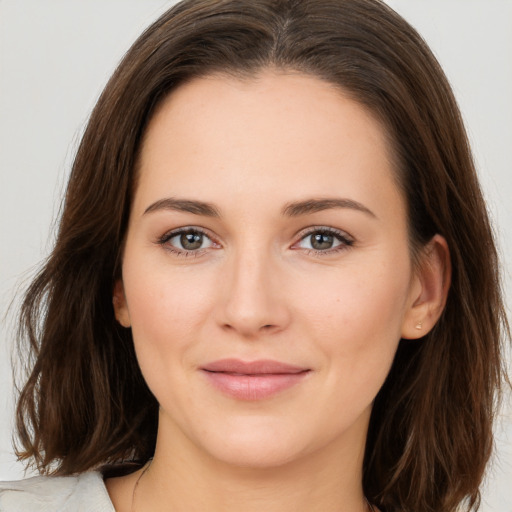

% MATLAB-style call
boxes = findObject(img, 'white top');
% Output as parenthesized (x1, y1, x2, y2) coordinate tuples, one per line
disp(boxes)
(0, 471, 115, 512)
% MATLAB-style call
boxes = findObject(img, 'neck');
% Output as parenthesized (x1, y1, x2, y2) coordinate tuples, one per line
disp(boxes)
(131, 411, 371, 512)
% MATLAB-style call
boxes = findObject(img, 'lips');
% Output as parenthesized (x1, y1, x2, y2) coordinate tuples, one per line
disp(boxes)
(201, 359, 310, 400)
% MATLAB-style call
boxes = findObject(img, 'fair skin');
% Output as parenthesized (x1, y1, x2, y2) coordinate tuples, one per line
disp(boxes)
(108, 70, 450, 512)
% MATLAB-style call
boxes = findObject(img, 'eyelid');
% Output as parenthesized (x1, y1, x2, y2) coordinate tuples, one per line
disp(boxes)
(295, 225, 354, 241)
(157, 226, 221, 256)
(291, 225, 354, 253)
(155, 225, 354, 257)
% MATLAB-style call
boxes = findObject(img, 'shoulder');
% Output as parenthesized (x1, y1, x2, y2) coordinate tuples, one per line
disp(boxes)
(0, 471, 115, 512)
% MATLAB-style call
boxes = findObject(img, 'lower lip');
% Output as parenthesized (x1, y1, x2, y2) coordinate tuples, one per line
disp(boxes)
(202, 371, 310, 400)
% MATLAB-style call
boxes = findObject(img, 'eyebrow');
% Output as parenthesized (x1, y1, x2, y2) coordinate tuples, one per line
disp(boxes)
(143, 196, 376, 219)
(282, 198, 376, 218)
(144, 198, 221, 217)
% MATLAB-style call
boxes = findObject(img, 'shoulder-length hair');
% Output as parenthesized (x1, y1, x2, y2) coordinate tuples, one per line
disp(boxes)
(15, 1, 509, 510)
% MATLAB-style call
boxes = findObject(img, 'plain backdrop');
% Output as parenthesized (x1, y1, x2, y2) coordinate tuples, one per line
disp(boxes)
(1, 1, 511, 510)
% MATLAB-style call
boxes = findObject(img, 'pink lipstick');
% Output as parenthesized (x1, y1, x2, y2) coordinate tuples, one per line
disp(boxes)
(201, 359, 310, 400)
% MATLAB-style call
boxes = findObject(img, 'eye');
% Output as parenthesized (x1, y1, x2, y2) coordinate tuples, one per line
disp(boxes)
(294, 227, 353, 253)
(158, 228, 217, 254)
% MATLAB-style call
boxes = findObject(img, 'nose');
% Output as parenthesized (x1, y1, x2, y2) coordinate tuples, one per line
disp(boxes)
(217, 247, 291, 338)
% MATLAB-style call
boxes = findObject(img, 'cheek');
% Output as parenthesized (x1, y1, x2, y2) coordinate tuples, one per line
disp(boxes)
(299, 260, 408, 329)
(293, 256, 411, 381)
(122, 261, 216, 373)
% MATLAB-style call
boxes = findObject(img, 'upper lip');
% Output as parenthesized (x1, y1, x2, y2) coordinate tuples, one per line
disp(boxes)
(201, 359, 309, 375)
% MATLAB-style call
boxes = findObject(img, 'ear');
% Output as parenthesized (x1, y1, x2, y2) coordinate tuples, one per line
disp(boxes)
(401, 234, 451, 339)
(113, 279, 131, 328)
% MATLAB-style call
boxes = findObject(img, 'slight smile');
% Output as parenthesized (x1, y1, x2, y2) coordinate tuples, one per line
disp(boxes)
(201, 359, 311, 401)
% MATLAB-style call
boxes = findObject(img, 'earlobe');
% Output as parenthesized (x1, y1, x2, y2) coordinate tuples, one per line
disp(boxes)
(401, 234, 451, 339)
(113, 279, 131, 328)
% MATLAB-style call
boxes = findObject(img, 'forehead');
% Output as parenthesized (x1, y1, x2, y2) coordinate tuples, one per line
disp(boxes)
(143, 70, 390, 158)
(134, 71, 404, 222)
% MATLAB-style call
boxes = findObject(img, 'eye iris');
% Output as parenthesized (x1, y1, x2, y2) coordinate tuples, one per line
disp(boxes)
(180, 232, 203, 250)
(311, 232, 334, 250)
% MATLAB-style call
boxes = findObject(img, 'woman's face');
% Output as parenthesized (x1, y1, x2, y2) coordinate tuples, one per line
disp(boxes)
(115, 71, 428, 469)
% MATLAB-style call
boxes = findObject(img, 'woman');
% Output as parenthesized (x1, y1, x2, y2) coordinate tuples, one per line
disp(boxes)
(0, 0, 508, 511)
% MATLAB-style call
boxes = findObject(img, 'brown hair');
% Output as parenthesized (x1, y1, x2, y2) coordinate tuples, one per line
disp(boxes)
(15, 1, 509, 510)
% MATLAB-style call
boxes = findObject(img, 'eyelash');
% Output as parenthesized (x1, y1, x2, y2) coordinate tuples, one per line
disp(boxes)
(157, 226, 217, 257)
(156, 226, 354, 257)
(294, 226, 354, 256)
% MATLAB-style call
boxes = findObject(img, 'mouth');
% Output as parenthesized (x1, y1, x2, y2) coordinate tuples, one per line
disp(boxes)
(201, 359, 311, 401)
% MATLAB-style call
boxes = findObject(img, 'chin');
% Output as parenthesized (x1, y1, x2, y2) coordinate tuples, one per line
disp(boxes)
(188, 416, 312, 469)
(208, 438, 304, 470)
(200, 415, 349, 472)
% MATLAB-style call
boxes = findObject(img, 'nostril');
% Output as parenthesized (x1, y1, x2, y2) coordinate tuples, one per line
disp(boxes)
(222, 323, 277, 335)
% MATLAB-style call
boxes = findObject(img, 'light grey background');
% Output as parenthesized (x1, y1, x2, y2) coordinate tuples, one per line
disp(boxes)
(1, 1, 511, 510)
